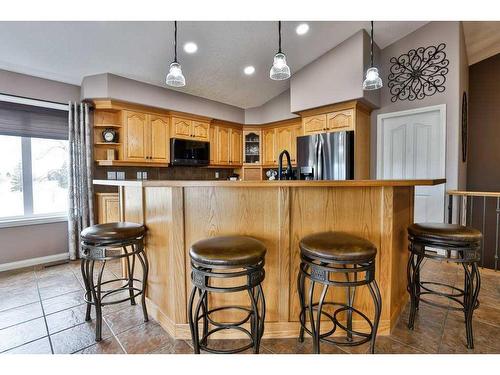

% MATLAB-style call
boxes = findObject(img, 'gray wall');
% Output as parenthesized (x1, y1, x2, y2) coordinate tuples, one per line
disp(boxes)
(0, 69, 79, 265)
(244, 89, 298, 124)
(370, 21, 466, 198)
(82, 73, 245, 123)
(290, 30, 380, 112)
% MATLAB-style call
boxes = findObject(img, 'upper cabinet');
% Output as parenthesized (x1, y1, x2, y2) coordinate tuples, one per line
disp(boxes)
(262, 128, 276, 165)
(327, 109, 354, 131)
(123, 111, 170, 163)
(302, 114, 327, 135)
(171, 116, 210, 141)
(211, 123, 242, 166)
(243, 130, 261, 165)
(262, 120, 302, 166)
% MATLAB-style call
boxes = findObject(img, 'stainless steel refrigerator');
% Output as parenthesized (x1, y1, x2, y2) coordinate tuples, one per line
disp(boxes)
(296, 131, 354, 180)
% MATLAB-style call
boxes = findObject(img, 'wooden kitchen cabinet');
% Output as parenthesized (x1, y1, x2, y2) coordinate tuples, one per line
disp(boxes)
(230, 128, 243, 165)
(123, 111, 169, 163)
(327, 109, 354, 131)
(210, 123, 243, 166)
(262, 128, 276, 165)
(171, 116, 210, 141)
(96, 193, 120, 224)
(302, 114, 327, 135)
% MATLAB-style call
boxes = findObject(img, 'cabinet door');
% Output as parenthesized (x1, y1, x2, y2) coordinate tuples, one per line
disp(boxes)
(276, 126, 293, 161)
(149, 115, 170, 162)
(302, 114, 327, 135)
(230, 128, 243, 165)
(327, 110, 354, 131)
(209, 125, 218, 164)
(123, 111, 147, 160)
(96, 193, 120, 224)
(263, 128, 276, 165)
(192, 121, 210, 141)
(172, 117, 192, 139)
(217, 126, 231, 165)
(290, 124, 302, 164)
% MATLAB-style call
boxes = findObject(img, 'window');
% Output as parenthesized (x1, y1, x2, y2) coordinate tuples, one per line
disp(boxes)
(0, 96, 69, 225)
(0, 135, 69, 221)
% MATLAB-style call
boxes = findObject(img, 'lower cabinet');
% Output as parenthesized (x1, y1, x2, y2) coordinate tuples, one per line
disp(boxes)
(96, 193, 120, 224)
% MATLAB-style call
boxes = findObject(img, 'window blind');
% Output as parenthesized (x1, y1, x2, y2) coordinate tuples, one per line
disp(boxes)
(0, 100, 68, 140)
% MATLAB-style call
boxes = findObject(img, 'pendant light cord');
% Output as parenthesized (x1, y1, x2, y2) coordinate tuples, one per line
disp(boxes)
(370, 20, 374, 68)
(174, 20, 178, 63)
(278, 21, 282, 53)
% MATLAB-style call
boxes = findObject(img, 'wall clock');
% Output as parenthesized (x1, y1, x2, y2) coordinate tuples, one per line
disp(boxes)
(462, 91, 468, 163)
(102, 128, 118, 143)
(388, 43, 449, 102)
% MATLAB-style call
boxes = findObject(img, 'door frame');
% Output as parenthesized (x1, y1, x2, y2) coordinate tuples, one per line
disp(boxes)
(376, 104, 447, 179)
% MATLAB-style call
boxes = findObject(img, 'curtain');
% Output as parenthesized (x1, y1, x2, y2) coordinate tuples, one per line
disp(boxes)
(68, 102, 95, 260)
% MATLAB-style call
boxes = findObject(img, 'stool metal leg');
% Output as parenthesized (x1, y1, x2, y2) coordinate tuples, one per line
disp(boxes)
(368, 279, 382, 354)
(407, 252, 424, 330)
(124, 245, 136, 306)
(297, 263, 307, 343)
(248, 286, 260, 354)
(463, 262, 481, 349)
(307, 279, 318, 353)
(136, 248, 149, 322)
(87, 260, 104, 342)
(188, 286, 202, 354)
(314, 283, 329, 354)
(81, 258, 92, 322)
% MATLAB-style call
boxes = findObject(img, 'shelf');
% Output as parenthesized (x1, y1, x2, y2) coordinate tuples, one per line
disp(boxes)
(94, 124, 122, 128)
(94, 142, 121, 146)
(95, 160, 169, 167)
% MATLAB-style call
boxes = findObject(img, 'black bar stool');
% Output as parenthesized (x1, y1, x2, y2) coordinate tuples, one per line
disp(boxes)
(188, 235, 266, 354)
(297, 231, 382, 354)
(407, 223, 481, 349)
(80, 222, 149, 341)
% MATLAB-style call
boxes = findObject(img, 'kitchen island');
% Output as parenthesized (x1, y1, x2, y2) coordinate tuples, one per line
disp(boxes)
(93, 178, 445, 339)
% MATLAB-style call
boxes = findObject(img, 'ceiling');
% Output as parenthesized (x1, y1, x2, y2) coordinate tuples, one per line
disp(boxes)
(0, 21, 428, 108)
(463, 21, 500, 66)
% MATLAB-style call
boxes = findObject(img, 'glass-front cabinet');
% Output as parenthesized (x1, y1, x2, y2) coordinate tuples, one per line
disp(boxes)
(243, 130, 261, 165)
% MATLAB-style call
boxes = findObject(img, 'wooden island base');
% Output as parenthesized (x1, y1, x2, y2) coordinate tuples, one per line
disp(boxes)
(94, 179, 445, 340)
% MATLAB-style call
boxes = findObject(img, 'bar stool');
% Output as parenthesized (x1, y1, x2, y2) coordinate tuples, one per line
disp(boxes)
(187, 235, 266, 354)
(80, 222, 149, 341)
(297, 232, 382, 354)
(407, 223, 481, 349)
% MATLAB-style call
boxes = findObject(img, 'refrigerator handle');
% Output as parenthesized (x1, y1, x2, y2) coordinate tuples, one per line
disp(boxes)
(317, 136, 323, 180)
(313, 136, 319, 180)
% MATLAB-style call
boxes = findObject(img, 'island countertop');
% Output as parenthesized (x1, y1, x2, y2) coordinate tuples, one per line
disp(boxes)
(93, 178, 446, 188)
(98, 177, 445, 340)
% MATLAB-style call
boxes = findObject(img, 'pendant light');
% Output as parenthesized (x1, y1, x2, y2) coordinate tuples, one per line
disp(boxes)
(166, 21, 186, 87)
(270, 21, 291, 80)
(363, 21, 382, 90)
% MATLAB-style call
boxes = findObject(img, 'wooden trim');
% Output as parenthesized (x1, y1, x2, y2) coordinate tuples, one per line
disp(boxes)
(296, 100, 373, 118)
(95, 160, 169, 167)
(447, 190, 500, 197)
(94, 178, 446, 188)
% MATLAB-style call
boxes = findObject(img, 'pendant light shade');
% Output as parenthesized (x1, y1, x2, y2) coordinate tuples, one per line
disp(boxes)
(166, 21, 186, 87)
(363, 21, 382, 91)
(270, 21, 291, 80)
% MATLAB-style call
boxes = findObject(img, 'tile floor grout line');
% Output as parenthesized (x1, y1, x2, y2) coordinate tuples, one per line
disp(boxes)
(34, 267, 55, 354)
(0, 335, 51, 354)
(0, 315, 45, 332)
(104, 319, 131, 354)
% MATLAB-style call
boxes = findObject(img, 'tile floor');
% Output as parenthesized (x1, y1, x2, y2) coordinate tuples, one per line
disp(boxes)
(0, 258, 499, 354)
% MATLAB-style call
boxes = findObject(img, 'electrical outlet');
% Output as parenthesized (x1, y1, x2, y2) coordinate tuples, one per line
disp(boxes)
(142, 172, 148, 180)
(215, 171, 220, 179)
(116, 171, 125, 180)
(107, 171, 117, 180)
(136, 172, 142, 180)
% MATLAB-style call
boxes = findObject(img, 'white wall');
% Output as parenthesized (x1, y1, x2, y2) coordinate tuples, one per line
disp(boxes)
(244, 89, 298, 124)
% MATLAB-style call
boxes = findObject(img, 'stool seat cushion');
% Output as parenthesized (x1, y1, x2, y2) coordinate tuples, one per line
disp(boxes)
(190, 235, 266, 267)
(81, 222, 146, 243)
(408, 223, 482, 244)
(300, 232, 376, 262)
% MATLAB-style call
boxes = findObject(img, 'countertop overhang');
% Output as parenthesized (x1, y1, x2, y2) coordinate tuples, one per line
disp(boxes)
(93, 178, 446, 188)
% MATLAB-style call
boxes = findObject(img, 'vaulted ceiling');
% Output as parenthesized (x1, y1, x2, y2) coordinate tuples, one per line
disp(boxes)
(0, 21, 428, 108)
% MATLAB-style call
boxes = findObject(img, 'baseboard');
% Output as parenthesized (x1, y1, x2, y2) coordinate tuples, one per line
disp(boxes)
(0, 252, 70, 272)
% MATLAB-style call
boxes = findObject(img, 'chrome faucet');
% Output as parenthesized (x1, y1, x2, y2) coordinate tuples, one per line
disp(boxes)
(278, 150, 293, 180)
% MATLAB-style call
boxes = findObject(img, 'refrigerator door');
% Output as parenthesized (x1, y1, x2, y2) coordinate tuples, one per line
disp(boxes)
(320, 131, 354, 180)
(297, 134, 319, 180)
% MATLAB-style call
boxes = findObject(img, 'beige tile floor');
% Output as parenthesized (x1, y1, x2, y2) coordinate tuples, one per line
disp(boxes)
(0, 258, 499, 354)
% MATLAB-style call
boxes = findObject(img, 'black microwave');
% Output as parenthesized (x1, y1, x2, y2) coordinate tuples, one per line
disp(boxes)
(170, 138, 210, 166)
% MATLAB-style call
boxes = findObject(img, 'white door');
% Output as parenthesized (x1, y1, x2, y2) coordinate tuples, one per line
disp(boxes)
(377, 105, 446, 223)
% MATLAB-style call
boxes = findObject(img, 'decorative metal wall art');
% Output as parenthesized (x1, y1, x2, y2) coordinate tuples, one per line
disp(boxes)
(388, 43, 449, 102)
(462, 91, 468, 162)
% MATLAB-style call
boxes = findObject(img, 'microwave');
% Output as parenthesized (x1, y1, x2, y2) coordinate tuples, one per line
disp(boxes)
(170, 138, 210, 166)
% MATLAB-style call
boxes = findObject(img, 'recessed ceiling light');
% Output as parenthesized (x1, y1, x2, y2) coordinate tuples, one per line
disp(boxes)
(296, 23, 309, 35)
(244, 66, 255, 75)
(183, 42, 198, 54)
